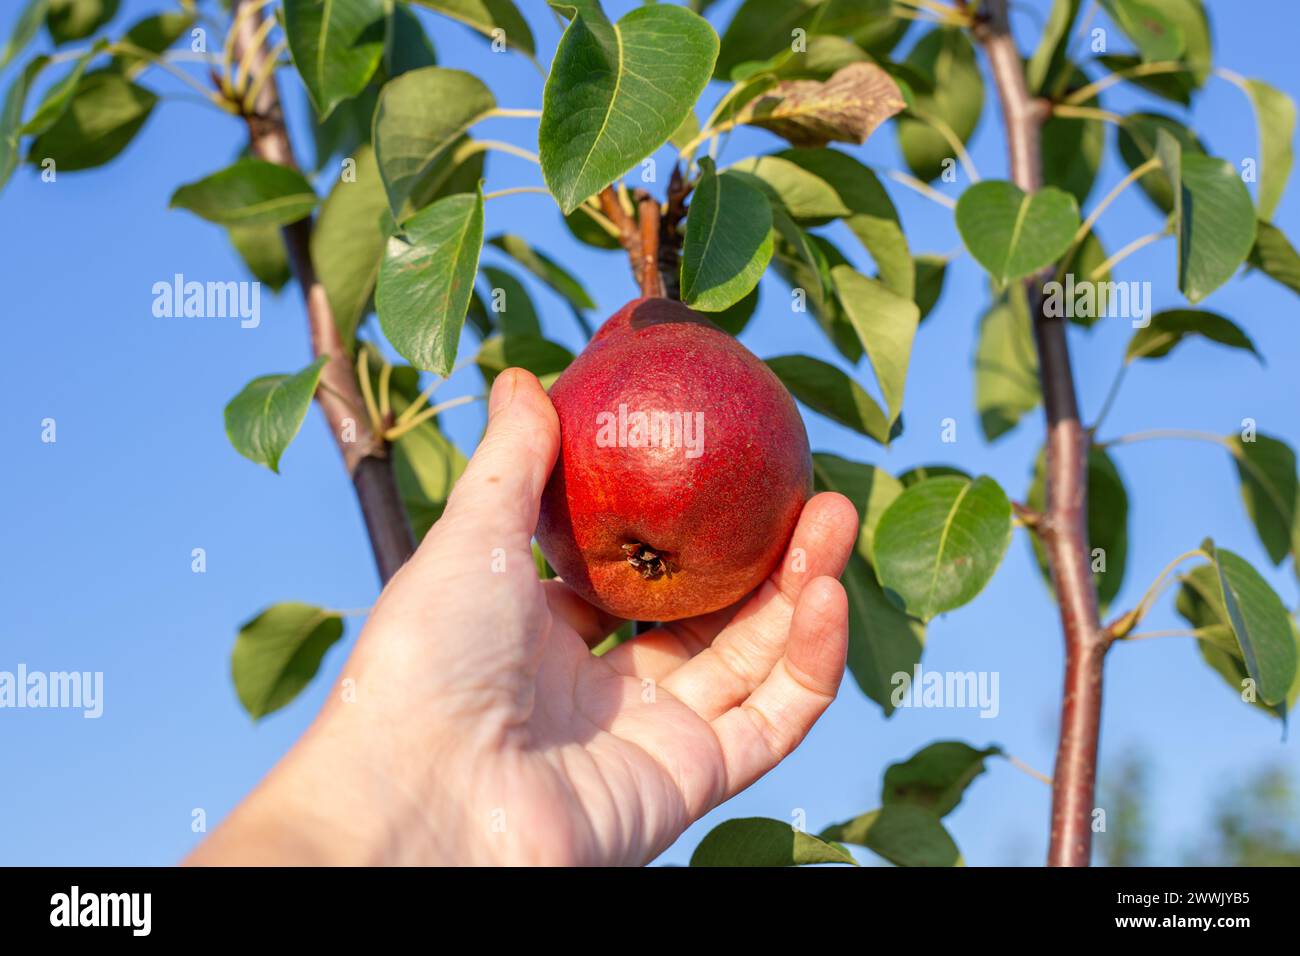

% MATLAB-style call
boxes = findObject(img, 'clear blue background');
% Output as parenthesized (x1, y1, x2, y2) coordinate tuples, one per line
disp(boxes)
(2, 0, 1296, 866)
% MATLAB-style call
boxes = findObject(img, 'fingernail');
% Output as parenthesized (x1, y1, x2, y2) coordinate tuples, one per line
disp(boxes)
(488, 369, 518, 419)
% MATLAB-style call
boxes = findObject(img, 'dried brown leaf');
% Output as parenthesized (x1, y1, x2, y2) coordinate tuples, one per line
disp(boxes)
(733, 62, 906, 148)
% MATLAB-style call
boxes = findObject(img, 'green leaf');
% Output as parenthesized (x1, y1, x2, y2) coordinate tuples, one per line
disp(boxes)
(311, 144, 395, 344)
(107, 12, 193, 78)
(1248, 221, 1300, 296)
(171, 158, 317, 227)
(895, 27, 983, 183)
(765, 355, 895, 445)
(1156, 130, 1258, 303)
(1136, 0, 1211, 83)
(956, 180, 1080, 285)
(882, 741, 1001, 817)
(488, 233, 596, 312)
(872, 475, 1013, 622)
(691, 817, 857, 867)
(1, 0, 50, 70)
(708, 284, 760, 337)
(772, 233, 861, 362)
(1125, 309, 1259, 362)
(476, 334, 574, 389)
(45, 0, 118, 45)
(232, 603, 345, 720)
(768, 148, 913, 299)
(539, 3, 717, 214)
(411, 0, 535, 56)
(1056, 230, 1111, 327)
(681, 158, 774, 312)
(813, 453, 903, 558)
(898, 464, 970, 487)
(1239, 78, 1295, 221)
(820, 804, 960, 867)
(974, 284, 1039, 441)
(283, 0, 386, 120)
(375, 188, 485, 374)
(372, 66, 495, 220)
(0, 57, 47, 192)
(228, 224, 291, 292)
(1027, 448, 1129, 612)
(1200, 539, 1298, 707)
(730, 61, 904, 149)
(309, 83, 378, 171)
(726, 154, 851, 220)
(1042, 70, 1104, 206)
(832, 265, 920, 426)
(384, 1, 438, 76)
(1026, 0, 1079, 94)
(224, 357, 328, 473)
(479, 266, 540, 336)
(1097, 53, 1195, 105)
(1116, 112, 1202, 214)
(1100, 0, 1185, 62)
(1229, 434, 1300, 569)
(1177, 565, 1300, 718)
(841, 552, 925, 716)
(25, 68, 154, 172)
(914, 254, 947, 321)
(713, 0, 892, 81)
(19, 40, 103, 135)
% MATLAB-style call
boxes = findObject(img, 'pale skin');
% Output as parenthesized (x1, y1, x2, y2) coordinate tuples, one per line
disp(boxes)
(189, 368, 859, 866)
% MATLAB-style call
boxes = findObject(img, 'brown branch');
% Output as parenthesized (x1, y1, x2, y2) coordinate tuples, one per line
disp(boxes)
(231, 1, 415, 584)
(598, 185, 645, 290)
(974, 0, 1108, 867)
(658, 164, 691, 301)
(636, 190, 664, 297)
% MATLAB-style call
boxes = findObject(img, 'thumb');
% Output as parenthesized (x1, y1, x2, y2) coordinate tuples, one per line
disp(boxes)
(432, 367, 559, 547)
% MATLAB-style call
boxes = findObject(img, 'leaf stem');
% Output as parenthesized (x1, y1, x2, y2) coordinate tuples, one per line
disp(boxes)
(1088, 361, 1128, 437)
(1098, 428, 1231, 450)
(1073, 157, 1159, 247)
(384, 394, 482, 441)
(487, 107, 543, 119)
(1063, 61, 1189, 106)
(909, 106, 980, 181)
(482, 186, 552, 201)
(112, 41, 236, 109)
(1051, 103, 1123, 125)
(473, 140, 541, 164)
(1122, 628, 1209, 641)
(1003, 753, 1053, 786)
(357, 349, 384, 436)
(885, 169, 957, 209)
(242, 39, 285, 113)
(1089, 229, 1164, 279)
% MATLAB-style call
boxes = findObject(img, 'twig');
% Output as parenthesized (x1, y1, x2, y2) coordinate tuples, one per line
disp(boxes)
(230, 0, 415, 583)
(637, 191, 664, 297)
(598, 184, 646, 291)
(974, 0, 1106, 869)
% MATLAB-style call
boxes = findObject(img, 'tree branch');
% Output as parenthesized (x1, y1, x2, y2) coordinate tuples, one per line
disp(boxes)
(231, 0, 415, 584)
(974, 0, 1108, 867)
(636, 190, 664, 297)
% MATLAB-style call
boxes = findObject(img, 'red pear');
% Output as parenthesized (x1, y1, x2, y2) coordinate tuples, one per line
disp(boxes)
(537, 297, 811, 622)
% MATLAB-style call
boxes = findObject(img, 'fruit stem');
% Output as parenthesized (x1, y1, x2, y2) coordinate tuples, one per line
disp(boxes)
(637, 191, 664, 297)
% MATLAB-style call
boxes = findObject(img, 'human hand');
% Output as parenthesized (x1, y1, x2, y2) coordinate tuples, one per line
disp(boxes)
(190, 368, 858, 866)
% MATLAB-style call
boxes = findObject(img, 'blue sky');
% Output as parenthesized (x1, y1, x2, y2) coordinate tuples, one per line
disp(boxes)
(1, 0, 1296, 866)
